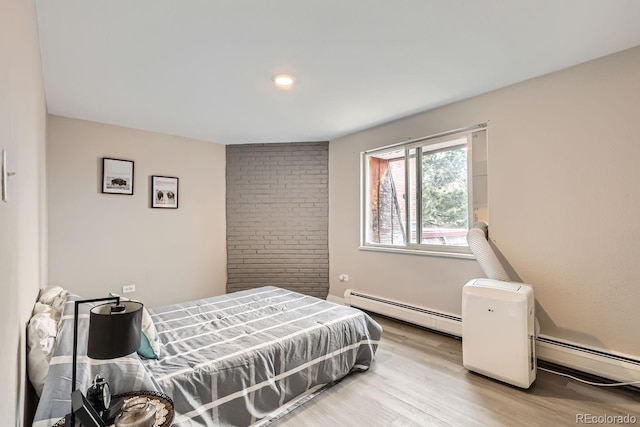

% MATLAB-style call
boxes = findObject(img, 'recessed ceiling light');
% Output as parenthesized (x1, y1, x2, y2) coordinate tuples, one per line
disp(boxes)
(272, 73, 296, 89)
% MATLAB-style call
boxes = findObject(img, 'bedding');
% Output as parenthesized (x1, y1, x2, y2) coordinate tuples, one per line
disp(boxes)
(32, 286, 382, 427)
(27, 286, 69, 397)
(27, 303, 59, 396)
(37, 285, 68, 315)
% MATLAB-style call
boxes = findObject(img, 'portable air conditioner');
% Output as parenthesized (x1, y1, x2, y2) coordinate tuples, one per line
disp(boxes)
(462, 278, 536, 388)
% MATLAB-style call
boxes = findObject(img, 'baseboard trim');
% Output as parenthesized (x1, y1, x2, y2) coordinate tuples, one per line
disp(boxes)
(536, 335, 640, 386)
(342, 290, 640, 387)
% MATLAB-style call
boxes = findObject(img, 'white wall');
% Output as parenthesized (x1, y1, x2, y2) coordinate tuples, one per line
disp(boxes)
(47, 116, 227, 307)
(329, 46, 640, 357)
(0, 0, 47, 425)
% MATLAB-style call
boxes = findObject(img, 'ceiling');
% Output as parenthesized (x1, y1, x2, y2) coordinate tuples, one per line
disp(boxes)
(35, 1, 640, 145)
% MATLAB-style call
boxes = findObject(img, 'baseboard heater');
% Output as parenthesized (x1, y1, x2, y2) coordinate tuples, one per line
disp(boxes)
(344, 289, 640, 387)
(344, 290, 462, 337)
(536, 335, 640, 386)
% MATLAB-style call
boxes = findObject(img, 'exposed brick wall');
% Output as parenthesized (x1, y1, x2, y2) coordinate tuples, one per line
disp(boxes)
(226, 142, 329, 298)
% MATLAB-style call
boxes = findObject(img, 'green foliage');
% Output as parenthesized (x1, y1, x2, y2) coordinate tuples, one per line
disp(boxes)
(422, 147, 468, 229)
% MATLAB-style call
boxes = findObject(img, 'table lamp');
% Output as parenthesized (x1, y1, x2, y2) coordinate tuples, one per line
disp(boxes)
(70, 297, 143, 427)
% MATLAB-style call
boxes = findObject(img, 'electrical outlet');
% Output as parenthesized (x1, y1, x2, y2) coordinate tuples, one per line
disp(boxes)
(122, 284, 136, 293)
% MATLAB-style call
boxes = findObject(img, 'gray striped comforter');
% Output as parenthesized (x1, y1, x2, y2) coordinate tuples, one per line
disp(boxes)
(33, 287, 382, 427)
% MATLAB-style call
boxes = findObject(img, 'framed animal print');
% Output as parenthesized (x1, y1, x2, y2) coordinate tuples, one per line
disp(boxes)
(102, 158, 134, 195)
(151, 175, 179, 209)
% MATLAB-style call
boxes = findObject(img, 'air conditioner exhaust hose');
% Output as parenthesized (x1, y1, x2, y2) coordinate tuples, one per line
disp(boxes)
(467, 221, 510, 282)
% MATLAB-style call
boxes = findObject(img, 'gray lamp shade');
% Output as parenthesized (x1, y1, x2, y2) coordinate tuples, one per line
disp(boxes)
(87, 301, 143, 359)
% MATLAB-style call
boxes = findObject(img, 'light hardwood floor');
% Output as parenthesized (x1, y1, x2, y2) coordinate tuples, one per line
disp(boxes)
(272, 315, 640, 427)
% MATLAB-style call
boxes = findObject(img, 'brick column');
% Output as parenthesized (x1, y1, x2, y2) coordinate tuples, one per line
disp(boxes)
(226, 142, 329, 298)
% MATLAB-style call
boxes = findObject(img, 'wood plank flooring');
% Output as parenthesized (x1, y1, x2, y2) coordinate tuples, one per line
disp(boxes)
(272, 314, 640, 427)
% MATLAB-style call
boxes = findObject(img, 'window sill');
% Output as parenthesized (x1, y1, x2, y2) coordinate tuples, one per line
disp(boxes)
(359, 245, 476, 260)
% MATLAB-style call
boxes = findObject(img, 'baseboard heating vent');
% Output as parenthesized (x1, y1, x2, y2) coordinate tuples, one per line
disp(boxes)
(536, 335, 640, 387)
(344, 289, 640, 387)
(537, 337, 640, 366)
(344, 289, 462, 337)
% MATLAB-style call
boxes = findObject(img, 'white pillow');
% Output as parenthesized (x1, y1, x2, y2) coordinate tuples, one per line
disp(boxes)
(27, 303, 59, 396)
(38, 286, 68, 321)
(50, 293, 67, 317)
(38, 286, 66, 305)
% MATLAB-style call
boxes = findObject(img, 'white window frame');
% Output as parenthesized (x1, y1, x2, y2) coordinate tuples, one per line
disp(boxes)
(360, 124, 487, 259)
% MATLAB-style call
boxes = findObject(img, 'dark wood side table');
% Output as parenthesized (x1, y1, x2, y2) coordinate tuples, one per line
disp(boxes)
(52, 390, 174, 427)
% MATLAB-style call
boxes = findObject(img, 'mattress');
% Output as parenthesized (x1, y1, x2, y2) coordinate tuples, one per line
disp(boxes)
(145, 286, 382, 426)
(33, 286, 382, 427)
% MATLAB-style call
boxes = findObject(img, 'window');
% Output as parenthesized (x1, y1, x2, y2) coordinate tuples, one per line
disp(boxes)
(362, 126, 488, 256)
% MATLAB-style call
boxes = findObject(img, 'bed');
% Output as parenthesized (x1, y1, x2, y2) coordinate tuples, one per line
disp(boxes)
(32, 286, 382, 426)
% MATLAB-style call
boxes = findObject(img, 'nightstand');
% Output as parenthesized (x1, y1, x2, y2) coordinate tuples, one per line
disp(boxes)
(52, 390, 174, 427)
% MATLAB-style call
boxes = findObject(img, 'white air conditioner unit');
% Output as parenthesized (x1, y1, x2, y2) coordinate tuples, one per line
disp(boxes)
(462, 278, 536, 388)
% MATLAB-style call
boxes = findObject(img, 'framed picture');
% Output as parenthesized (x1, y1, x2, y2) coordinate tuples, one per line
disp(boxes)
(102, 158, 134, 195)
(151, 176, 179, 209)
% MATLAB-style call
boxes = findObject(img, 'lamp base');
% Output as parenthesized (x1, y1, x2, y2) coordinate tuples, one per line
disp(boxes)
(71, 390, 107, 427)
(54, 398, 123, 427)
